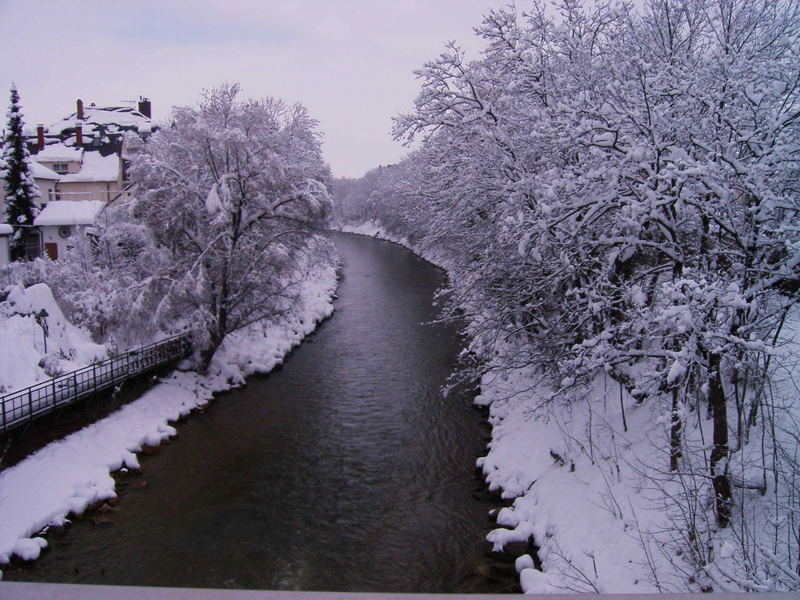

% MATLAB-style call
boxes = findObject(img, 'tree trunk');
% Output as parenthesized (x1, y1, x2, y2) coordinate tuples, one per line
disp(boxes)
(199, 266, 230, 373)
(708, 351, 732, 527)
(670, 386, 682, 472)
(199, 327, 224, 373)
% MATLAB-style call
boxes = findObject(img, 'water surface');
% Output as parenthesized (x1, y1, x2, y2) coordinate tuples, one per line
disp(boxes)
(12, 233, 510, 592)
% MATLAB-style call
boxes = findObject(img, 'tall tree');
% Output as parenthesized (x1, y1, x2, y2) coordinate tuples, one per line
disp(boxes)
(2, 84, 40, 260)
(125, 83, 333, 369)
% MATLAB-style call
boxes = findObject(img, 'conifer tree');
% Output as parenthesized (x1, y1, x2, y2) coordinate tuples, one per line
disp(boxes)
(2, 84, 40, 260)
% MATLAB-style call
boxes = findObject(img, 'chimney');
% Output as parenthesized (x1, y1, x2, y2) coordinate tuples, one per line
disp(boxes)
(137, 96, 152, 119)
(75, 125, 83, 146)
(76, 98, 84, 120)
(36, 125, 45, 151)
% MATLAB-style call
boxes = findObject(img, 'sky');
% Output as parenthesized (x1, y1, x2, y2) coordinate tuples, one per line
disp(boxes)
(0, 0, 507, 178)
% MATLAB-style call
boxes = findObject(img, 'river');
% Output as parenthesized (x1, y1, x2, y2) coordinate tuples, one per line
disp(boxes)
(9, 233, 514, 592)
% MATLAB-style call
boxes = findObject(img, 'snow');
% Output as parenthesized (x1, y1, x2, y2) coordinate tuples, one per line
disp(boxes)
(34, 143, 82, 163)
(33, 201, 105, 226)
(58, 152, 119, 183)
(473, 334, 800, 593)
(79, 107, 151, 129)
(0, 255, 337, 566)
(666, 358, 685, 384)
(205, 183, 222, 214)
(515, 554, 535, 572)
(0, 224, 12, 235)
(49, 107, 152, 138)
(0, 376, 198, 565)
(11, 537, 47, 561)
(0, 283, 107, 394)
(29, 162, 59, 180)
(477, 367, 678, 593)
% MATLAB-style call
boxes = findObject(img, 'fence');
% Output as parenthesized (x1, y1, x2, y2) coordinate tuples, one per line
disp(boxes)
(0, 333, 191, 433)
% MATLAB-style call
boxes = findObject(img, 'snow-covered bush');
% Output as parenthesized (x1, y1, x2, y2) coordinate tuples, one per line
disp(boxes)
(37, 209, 170, 350)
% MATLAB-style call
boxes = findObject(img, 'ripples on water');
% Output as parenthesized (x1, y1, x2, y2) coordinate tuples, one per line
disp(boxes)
(10, 233, 514, 592)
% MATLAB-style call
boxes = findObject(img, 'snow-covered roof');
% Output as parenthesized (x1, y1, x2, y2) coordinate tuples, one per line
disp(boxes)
(0, 224, 13, 235)
(35, 143, 82, 163)
(30, 162, 60, 180)
(58, 152, 119, 183)
(33, 201, 105, 226)
(49, 106, 153, 137)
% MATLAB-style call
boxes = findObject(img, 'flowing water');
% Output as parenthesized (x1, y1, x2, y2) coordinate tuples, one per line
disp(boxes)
(10, 233, 513, 592)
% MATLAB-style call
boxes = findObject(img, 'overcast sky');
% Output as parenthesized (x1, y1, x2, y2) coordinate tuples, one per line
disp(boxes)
(0, 0, 507, 178)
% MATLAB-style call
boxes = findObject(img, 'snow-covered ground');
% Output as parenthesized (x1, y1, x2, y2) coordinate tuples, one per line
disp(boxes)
(0, 257, 338, 568)
(0, 282, 107, 395)
(476, 368, 675, 593)
(482, 314, 800, 593)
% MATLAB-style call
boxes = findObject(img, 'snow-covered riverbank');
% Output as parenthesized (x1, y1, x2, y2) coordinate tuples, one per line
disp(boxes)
(340, 222, 452, 271)
(0, 258, 338, 568)
(338, 222, 800, 593)
(343, 225, 662, 591)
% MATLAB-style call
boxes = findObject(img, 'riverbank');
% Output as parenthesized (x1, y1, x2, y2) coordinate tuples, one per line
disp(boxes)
(342, 223, 669, 591)
(0, 253, 338, 569)
(339, 222, 452, 271)
(338, 221, 800, 593)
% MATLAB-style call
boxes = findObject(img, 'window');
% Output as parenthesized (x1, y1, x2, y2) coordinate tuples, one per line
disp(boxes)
(52, 162, 69, 174)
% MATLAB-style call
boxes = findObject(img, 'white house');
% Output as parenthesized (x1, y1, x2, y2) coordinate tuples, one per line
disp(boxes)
(33, 200, 105, 260)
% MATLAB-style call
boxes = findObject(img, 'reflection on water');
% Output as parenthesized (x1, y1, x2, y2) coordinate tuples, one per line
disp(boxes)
(11, 233, 514, 592)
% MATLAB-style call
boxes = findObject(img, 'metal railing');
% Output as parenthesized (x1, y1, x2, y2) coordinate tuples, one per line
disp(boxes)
(0, 333, 191, 433)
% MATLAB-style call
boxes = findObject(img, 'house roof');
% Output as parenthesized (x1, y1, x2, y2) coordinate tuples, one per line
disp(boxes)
(35, 143, 83, 163)
(58, 152, 120, 183)
(28, 100, 155, 161)
(30, 162, 60, 180)
(49, 106, 153, 137)
(33, 201, 105, 226)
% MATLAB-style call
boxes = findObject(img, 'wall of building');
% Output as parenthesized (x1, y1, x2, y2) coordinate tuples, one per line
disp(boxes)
(0, 178, 58, 207)
(38, 160, 81, 175)
(39, 224, 89, 260)
(37, 179, 58, 204)
(56, 181, 123, 203)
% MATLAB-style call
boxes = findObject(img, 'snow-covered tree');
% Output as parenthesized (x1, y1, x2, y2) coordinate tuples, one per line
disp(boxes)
(335, 0, 800, 589)
(125, 83, 333, 368)
(2, 84, 40, 261)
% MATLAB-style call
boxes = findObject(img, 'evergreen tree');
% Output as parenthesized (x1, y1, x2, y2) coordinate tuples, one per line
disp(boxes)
(2, 84, 40, 260)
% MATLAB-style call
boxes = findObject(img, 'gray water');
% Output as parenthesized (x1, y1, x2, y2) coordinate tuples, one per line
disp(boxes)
(11, 233, 512, 592)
